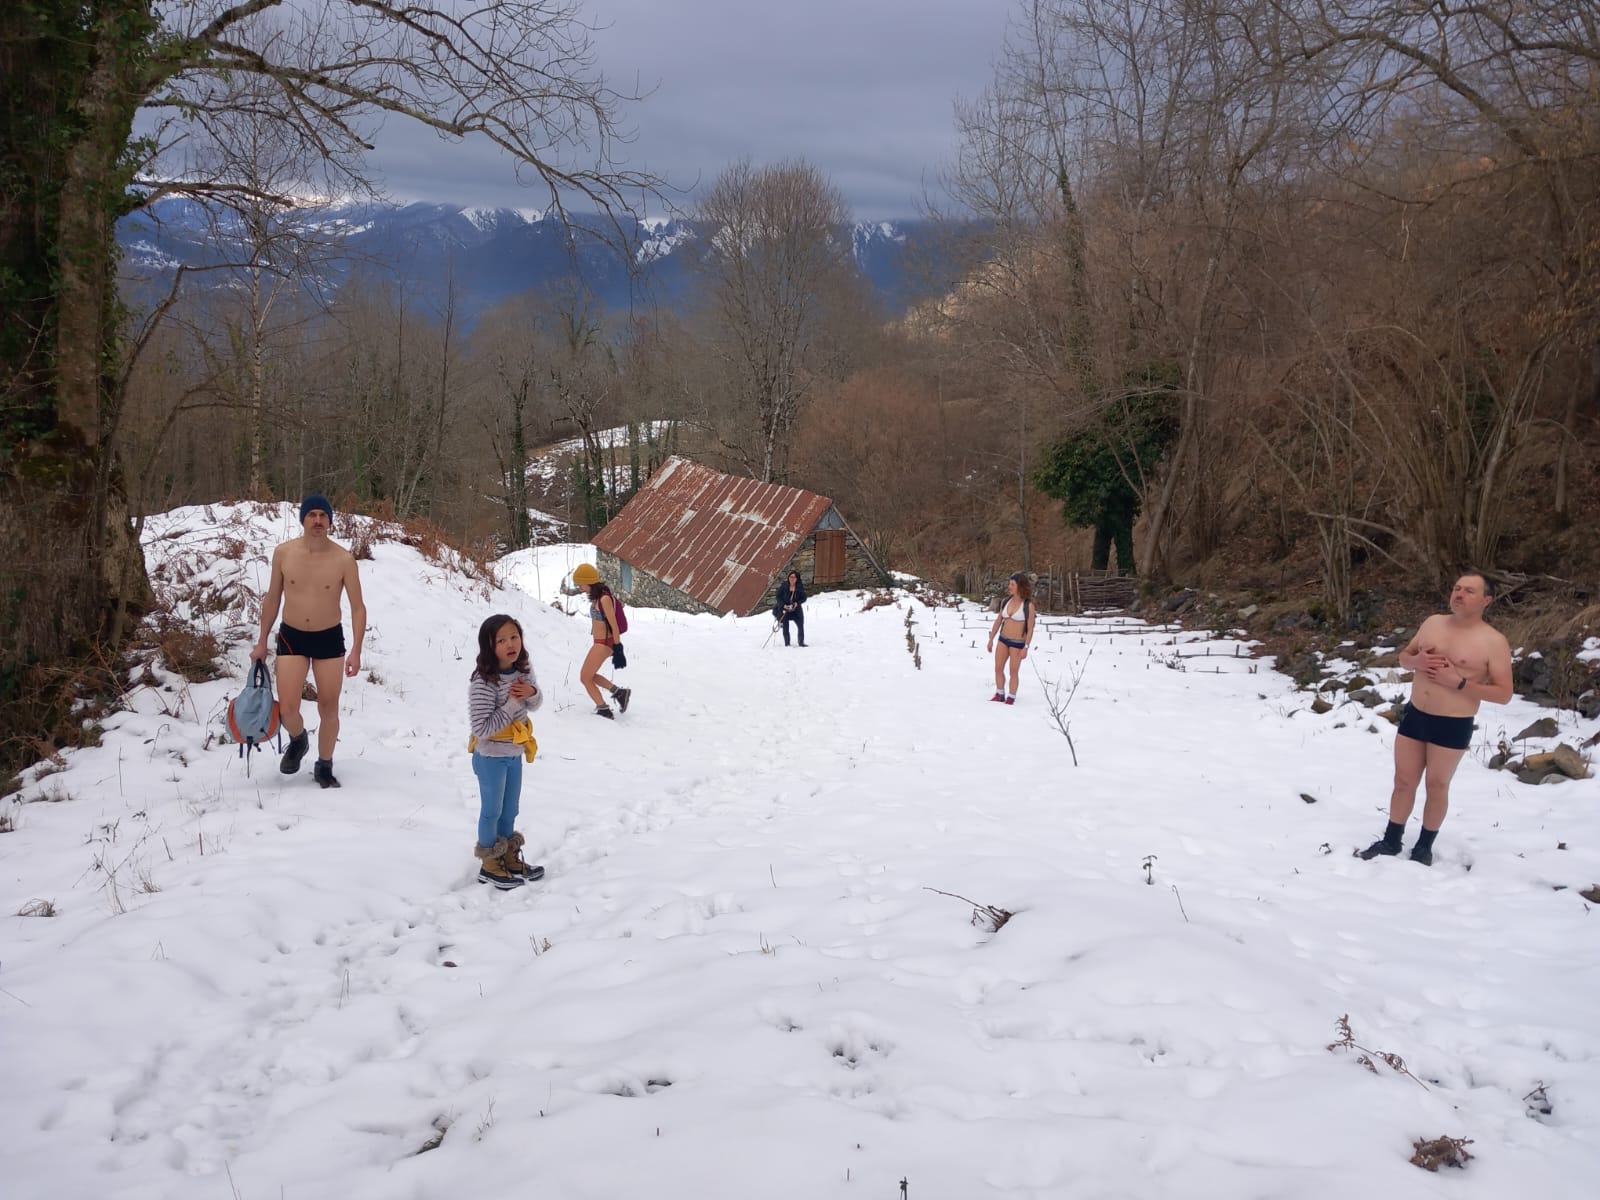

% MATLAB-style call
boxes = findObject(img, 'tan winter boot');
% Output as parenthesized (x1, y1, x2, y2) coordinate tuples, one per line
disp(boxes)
(503, 831, 546, 882)
(475, 839, 525, 890)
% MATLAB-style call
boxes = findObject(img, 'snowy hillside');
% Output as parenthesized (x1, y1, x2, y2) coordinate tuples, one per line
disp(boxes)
(2, 503, 1598, 1199)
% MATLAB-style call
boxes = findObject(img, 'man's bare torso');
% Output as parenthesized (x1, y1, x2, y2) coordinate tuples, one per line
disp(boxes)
(277, 537, 353, 630)
(1408, 613, 1507, 718)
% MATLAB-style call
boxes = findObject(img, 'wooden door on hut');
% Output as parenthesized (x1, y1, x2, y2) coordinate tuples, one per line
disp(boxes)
(813, 529, 846, 585)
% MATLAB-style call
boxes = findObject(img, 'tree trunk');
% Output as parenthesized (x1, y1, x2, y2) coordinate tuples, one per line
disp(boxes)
(50, 10, 153, 632)
(1552, 343, 1595, 524)
(1092, 524, 1111, 571)
(510, 399, 529, 550)
(248, 260, 268, 496)
(1016, 412, 1033, 571)
(1, 4, 154, 774)
(1317, 515, 1352, 629)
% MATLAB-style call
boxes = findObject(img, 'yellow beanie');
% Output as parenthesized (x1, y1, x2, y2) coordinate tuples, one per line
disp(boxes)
(572, 563, 600, 586)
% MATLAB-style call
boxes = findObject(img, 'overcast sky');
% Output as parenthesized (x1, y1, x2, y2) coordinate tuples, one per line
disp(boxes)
(367, 0, 1011, 220)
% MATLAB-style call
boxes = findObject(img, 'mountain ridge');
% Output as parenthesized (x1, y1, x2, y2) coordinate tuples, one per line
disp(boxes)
(117, 198, 945, 321)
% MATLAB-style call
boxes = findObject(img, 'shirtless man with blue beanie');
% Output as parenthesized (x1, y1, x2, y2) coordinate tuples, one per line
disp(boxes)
(249, 495, 367, 787)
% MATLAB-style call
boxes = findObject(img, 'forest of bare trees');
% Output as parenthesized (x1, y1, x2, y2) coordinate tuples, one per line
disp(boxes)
(101, 1, 1600, 610)
(6, 0, 1599, 774)
(921, 0, 1600, 623)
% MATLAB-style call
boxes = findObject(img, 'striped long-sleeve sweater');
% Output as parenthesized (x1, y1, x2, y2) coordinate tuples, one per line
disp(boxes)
(467, 665, 542, 757)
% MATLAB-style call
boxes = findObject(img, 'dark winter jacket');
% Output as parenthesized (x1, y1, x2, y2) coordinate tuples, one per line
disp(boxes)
(774, 579, 806, 617)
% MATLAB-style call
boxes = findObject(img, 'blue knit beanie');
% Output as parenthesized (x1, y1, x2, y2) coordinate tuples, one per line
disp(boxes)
(299, 494, 333, 523)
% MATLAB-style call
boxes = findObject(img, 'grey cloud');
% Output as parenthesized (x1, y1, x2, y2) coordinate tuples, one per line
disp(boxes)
(368, 0, 1007, 219)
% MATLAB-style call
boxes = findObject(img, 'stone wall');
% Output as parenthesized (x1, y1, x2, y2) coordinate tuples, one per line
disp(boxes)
(595, 549, 718, 617)
(755, 523, 889, 612)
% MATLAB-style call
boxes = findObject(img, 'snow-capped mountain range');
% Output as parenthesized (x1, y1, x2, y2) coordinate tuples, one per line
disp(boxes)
(116, 199, 941, 321)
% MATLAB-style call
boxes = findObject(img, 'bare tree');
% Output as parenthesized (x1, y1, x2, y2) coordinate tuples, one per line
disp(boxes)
(793, 365, 959, 568)
(693, 158, 858, 482)
(941, 1, 1303, 577)
(471, 295, 561, 550)
(394, 261, 463, 519)
(1278, 0, 1600, 522)
(168, 64, 352, 495)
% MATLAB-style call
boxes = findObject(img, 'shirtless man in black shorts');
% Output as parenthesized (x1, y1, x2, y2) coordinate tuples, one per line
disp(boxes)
(249, 495, 367, 787)
(1357, 573, 1512, 865)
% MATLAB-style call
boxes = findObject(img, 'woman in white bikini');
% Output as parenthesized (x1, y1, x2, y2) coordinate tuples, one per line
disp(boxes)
(985, 572, 1036, 705)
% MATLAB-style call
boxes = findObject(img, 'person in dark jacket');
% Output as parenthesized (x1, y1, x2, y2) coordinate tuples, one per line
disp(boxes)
(774, 570, 807, 646)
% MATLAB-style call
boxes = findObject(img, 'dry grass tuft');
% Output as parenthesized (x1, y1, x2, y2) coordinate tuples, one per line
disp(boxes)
(1497, 599, 1600, 654)
(924, 886, 1014, 933)
(1559, 603, 1600, 641)
(329, 498, 498, 587)
(18, 898, 57, 918)
(1499, 609, 1579, 651)
(1410, 1135, 1474, 1171)
(32, 756, 66, 781)
(0, 647, 122, 782)
(131, 612, 225, 683)
(1326, 1014, 1428, 1088)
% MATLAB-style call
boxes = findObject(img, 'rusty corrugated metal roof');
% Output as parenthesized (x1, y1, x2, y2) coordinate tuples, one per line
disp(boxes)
(593, 457, 833, 616)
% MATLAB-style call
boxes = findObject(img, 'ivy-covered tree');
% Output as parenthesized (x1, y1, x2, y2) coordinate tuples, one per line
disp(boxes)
(0, 1, 651, 773)
(573, 454, 607, 538)
(1033, 366, 1180, 573)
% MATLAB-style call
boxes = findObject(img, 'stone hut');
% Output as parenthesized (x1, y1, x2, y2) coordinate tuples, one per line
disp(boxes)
(591, 456, 889, 616)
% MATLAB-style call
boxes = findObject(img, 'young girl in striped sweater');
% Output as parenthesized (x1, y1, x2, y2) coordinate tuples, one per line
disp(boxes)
(468, 614, 543, 889)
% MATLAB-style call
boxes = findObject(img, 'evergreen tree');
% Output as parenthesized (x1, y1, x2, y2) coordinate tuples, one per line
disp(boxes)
(1033, 366, 1180, 573)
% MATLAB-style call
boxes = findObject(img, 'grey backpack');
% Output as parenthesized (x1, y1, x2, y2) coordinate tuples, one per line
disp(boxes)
(227, 662, 281, 773)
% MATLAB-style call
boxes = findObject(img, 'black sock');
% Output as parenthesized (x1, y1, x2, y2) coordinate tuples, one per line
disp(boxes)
(1413, 826, 1438, 853)
(1382, 820, 1405, 848)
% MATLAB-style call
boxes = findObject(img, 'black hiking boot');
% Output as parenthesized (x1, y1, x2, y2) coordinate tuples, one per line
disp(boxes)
(612, 687, 631, 714)
(594, 704, 615, 720)
(1357, 838, 1401, 860)
(313, 758, 341, 788)
(1409, 845, 1433, 866)
(280, 730, 310, 774)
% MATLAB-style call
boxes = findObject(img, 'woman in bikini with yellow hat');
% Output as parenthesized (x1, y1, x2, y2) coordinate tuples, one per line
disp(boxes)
(573, 563, 631, 719)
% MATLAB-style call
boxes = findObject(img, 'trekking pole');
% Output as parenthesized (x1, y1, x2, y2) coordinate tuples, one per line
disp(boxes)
(762, 620, 781, 649)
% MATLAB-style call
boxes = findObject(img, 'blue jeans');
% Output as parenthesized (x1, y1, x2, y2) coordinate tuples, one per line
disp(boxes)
(472, 753, 522, 848)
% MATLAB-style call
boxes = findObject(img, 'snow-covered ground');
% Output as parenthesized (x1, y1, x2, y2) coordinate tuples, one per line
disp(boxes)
(526, 421, 677, 486)
(2, 502, 1598, 1199)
